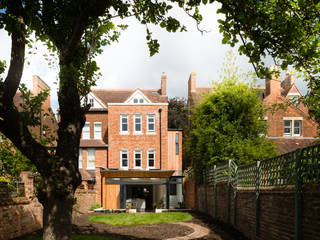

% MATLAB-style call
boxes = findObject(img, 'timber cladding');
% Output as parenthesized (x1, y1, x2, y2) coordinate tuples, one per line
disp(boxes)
(103, 184, 120, 209)
(184, 180, 320, 240)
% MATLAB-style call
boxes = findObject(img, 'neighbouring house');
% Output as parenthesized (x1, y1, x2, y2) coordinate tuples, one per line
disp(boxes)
(79, 73, 183, 211)
(13, 75, 58, 140)
(187, 69, 318, 154)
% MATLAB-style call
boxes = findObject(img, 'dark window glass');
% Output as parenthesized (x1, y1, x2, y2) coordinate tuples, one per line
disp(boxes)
(170, 184, 177, 195)
(175, 133, 179, 155)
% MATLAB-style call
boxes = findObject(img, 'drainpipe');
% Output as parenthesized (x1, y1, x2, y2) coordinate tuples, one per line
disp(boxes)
(106, 144, 109, 169)
(101, 174, 103, 207)
(158, 107, 162, 170)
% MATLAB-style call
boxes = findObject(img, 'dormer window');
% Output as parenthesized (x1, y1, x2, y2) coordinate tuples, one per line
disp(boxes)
(289, 95, 299, 107)
(89, 98, 94, 107)
(125, 90, 151, 104)
(133, 98, 144, 103)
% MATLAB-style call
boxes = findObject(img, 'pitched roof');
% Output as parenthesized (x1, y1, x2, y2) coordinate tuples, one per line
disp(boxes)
(269, 138, 319, 154)
(79, 169, 96, 181)
(91, 89, 167, 104)
(80, 139, 107, 148)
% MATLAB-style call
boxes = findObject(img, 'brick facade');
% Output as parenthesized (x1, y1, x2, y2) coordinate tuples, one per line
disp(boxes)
(187, 71, 318, 154)
(78, 74, 183, 209)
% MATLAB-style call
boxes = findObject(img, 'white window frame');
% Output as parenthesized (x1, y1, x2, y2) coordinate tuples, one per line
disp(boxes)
(89, 98, 94, 107)
(79, 149, 83, 169)
(283, 117, 303, 137)
(147, 114, 155, 133)
(284, 120, 292, 136)
(147, 149, 155, 169)
(134, 149, 142, 169)
(293, 120, 302, 136)
(120, 114, 129, 134)
(82, 122, 90, 139)
(134, 114, 142, 134)
(120, 149, 129, 169)
(289, 95, 300, 107)
(94, 122, 102, 139)
(87, 148, 95, 170)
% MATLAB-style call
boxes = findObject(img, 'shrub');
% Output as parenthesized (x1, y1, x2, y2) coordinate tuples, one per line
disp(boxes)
(90, 203, 101, 211)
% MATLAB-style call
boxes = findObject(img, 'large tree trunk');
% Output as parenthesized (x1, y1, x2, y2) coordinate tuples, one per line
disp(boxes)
(42, 190, 75, 240)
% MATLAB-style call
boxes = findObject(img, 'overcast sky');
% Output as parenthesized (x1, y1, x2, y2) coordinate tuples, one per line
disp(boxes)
(0, 3, 308, 113)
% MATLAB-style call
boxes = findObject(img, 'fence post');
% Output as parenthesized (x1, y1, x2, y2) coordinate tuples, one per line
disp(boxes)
(255, 161, 261, 236)
(203, 169, 208, 212)
(227, 160, 232, 223)
(213, 165, 217, 218)
(233, 166, 238, 226)
(295, 148, 303, 240)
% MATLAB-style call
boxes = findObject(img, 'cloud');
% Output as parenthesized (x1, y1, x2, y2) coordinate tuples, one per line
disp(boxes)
(0, 2, 308, 114)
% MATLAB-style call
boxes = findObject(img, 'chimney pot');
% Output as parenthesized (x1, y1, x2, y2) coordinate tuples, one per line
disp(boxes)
(188, 72, 196, 95)
(161, 73, 167, 96)
(265, 66, 281, 97)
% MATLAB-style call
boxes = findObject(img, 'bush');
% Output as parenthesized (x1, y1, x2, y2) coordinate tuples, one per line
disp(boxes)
(90, 203, 101, 211)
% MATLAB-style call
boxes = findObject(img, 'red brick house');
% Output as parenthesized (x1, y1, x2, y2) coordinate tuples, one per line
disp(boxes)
(13, 75, 57, 140)
(187, 70, 318, 154)
(79, 73, 183, 210)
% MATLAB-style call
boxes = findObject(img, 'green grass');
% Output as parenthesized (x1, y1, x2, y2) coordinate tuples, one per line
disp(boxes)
(23, 235, 118, 240)
(88, 212, 193, 226)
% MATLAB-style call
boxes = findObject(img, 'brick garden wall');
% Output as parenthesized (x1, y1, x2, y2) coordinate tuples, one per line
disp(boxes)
(0, 172, 43, 240)
(184, 180, 320, 240)
(74, 189, 97, 216)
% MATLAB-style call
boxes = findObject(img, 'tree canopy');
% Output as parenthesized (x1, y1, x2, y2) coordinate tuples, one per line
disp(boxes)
(0, 0, 319, 239)
(0, 1, 202, 239)
(213, 0, 320, 130)
(0, 134, 36, 179)
(184, 54, 277, 180)
(168, 97, 187, 130)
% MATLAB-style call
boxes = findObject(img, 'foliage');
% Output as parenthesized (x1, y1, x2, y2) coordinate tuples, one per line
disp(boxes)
(152, 199, 165, 209)
(168, 97, 187, 130)
(88, 212, 193, 226)
(0, 1, 202, 239)
(0, 133, 36, 178)
(184, 54, 276, 180)
(90, 203, 102, 211)
(212, 0, 320, 132)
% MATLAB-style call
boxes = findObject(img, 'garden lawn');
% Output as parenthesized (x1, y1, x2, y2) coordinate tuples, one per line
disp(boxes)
(88, 212, 193, 226)
(23, 235, 118, 240)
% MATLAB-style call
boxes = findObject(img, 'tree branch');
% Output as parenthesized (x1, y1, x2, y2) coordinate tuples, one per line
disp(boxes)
(0, 106, 51, 176)
(1, 0, 26, 104)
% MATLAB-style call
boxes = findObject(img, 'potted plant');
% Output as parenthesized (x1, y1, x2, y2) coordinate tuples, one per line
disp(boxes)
(154, 199, 165, 213)
(126, 202, 132, 213)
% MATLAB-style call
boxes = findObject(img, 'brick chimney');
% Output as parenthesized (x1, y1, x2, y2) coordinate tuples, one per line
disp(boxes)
(161, 72, 167, 95)
(188, 72, 196, 96)
(281, 71, 296, 90)
(265, 66, 281, 97)
(33, 75, 51, 110)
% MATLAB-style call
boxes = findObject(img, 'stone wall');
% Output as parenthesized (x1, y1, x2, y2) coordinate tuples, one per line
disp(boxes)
(0, 172, 43, 240)
(184, 180, 320, 240)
